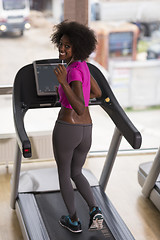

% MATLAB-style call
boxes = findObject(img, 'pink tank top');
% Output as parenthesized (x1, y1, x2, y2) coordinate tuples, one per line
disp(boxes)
(58, 61, 90, 109)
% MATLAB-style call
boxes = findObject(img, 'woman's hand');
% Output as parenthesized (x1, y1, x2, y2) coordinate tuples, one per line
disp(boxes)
(54, 64, 67, 85)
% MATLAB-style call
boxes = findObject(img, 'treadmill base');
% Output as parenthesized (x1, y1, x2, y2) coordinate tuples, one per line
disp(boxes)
(16, 186, 135, 240)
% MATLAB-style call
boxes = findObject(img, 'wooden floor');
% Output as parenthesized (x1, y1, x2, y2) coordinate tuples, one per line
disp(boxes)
(0, 153, 160, 240)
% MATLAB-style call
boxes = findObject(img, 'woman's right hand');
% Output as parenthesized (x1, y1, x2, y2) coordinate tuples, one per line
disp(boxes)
(54, 64, 67, 86)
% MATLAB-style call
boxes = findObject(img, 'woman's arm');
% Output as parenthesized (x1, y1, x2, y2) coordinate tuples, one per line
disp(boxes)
(54, 64, 85, 115)
(90, 74, 102, 99)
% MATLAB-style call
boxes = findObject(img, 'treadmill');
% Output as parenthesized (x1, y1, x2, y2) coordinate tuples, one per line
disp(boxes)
(138, 147, 160, 211)
(10, 58, 142, 240)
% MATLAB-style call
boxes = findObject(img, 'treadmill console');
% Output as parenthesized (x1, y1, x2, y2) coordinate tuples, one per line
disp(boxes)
(33, 60, 66, 96)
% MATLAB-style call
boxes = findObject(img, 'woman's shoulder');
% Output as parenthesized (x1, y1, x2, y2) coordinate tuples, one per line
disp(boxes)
(69, 61, 87, 69)
(67, 61, 90, 82)
(68, 61, 88, 73)
(67, 61, 90, 78)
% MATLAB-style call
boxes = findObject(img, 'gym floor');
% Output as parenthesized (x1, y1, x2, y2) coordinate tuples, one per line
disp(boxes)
(0, 153, 160, 240)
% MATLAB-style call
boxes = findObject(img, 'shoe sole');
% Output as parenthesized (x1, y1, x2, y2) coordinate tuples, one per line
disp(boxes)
(89, 214, 103, 230)
(59, 221, 82, 233)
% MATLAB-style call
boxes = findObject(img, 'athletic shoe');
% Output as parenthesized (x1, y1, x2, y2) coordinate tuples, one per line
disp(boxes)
(59, 215, 82, 233)
(89, 207, 103, 230)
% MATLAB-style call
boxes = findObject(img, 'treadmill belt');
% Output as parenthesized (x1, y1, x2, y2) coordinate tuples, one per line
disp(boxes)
(35, 189, 115, 240)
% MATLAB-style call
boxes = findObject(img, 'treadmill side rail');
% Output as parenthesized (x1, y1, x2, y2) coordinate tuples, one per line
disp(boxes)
(16, 202, 30, 240)
(18, 194, 50, 240)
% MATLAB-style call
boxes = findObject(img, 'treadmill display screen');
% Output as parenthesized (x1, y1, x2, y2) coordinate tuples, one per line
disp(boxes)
(33, 62, 66, 96)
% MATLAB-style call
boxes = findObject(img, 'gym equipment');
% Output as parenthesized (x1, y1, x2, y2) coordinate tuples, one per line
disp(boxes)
(138, 147, 160, 211)
(11, 59, 142, 240)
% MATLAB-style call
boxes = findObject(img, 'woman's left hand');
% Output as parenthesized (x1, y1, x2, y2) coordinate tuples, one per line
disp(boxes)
(54, 64, 67, 85)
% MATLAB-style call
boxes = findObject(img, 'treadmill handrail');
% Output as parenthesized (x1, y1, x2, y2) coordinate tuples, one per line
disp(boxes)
(13, 59, 142, 158)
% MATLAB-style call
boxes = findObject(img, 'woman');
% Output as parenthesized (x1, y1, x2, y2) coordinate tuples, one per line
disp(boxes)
(51, 21, 103, 233)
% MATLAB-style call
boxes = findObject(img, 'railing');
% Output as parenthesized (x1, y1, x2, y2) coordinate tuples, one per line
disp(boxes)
(0, 85, 13, 95)
(88, 148, 158, 158)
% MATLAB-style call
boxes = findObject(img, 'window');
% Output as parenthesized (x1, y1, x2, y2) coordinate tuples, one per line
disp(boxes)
(3, 0, 26, 10)
(109, 32, 133, 58)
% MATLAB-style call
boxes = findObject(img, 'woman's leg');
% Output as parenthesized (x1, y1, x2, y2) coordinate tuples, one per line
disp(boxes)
(52, 121, 82, 217)
(71, 126, 103, 230)
(71, 124, 96, 209)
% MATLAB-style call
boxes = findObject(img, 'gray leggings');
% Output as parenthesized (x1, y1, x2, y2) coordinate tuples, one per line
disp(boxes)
(52, 120, 96, 217)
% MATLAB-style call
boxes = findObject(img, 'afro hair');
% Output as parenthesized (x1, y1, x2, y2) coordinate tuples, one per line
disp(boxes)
(51, 21, 97, 61)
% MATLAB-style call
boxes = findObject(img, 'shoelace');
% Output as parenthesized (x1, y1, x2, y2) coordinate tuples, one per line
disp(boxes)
(90, 207, 101, 215)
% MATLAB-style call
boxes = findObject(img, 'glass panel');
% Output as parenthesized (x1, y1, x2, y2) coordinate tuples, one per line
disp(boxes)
(0, 1, 160, 158)
(2, 0, 26, 10)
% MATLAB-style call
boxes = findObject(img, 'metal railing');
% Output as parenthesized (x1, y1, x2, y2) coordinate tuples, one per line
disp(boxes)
(0, 85, 13, 95)
(88, 148, 158, 158)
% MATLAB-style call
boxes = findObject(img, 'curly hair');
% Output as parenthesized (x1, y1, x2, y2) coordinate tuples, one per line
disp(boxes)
(50, 21, 97, 61)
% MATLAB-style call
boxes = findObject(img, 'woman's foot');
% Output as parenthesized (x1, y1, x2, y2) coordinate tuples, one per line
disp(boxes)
(89, 207, 103, 230)
(59, 215, 82, 233)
